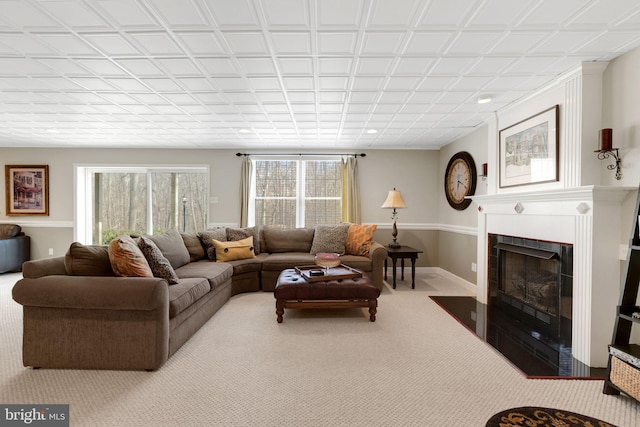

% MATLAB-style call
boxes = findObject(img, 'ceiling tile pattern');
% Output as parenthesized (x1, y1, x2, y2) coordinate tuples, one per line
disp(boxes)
(0, 0, 639, 149)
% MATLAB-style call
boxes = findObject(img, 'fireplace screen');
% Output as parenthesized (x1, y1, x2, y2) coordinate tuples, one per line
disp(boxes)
(501, 251, 559, 316)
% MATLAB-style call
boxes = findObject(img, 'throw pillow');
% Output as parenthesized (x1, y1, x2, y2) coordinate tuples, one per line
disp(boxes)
(138, 237, 179, 284)
(310, 224, 349, 255)
(212, 236, 256, 262)
(146, 229, 190, 269)
(198, 228, 227, 260)
(108, 235, 153, 278)
(345, 223, 377, 256)
(226, 226, 260, 255)
(180, 232, 206, 262)
(64, 242, 114, 276)
(0, 224, 22, 239)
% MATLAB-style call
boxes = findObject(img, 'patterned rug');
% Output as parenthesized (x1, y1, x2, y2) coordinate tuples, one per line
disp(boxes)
(485, 406, 617, 427)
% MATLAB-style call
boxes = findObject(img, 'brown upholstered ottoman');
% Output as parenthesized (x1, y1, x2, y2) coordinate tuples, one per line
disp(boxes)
(274, 268, 380, 323)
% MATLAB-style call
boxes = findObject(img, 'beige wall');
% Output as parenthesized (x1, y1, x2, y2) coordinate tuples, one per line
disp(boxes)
(602, 45, 640, 187)
(435, 125, 489, 283)
(0, 147, 441, 263)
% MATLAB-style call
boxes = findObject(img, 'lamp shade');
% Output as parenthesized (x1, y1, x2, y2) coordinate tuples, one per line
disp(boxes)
(381, 188, 406, 209)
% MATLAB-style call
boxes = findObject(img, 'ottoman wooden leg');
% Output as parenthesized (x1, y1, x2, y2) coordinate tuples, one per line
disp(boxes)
(368, 299, 377, 322)
(276, 300, 285, 323)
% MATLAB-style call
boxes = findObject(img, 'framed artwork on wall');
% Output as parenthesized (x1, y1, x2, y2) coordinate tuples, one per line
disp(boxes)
(5, 164, 49, 216)
(499, 105, 559, 188)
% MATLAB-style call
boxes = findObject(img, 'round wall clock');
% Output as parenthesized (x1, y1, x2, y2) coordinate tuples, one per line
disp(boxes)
(444, 151, 477, 211)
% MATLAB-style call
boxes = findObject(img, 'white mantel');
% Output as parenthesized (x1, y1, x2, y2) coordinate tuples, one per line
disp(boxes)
(471, 186, 635, 367)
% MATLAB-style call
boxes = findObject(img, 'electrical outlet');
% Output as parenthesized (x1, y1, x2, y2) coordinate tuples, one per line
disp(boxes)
(48, 248, 54, 256)
(471, 262, 477, 272)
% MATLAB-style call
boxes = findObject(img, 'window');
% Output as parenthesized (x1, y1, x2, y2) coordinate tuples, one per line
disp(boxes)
(76, 166, 208, 244)
(250, 158, 342, 228)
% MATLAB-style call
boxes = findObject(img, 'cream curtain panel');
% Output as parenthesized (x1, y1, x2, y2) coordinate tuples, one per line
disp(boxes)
(239, 156, 252, 227)
(341, 156, 361, 224)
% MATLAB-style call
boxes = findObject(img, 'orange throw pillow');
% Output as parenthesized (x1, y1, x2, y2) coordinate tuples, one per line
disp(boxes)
(345, 224, 377, 256)
(108, 235, 153, 278)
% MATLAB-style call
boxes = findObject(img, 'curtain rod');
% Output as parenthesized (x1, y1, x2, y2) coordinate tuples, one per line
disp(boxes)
(236, 152, 365, 158)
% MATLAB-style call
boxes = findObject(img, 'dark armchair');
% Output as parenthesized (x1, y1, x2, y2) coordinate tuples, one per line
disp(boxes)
(0, 224, 30, 273)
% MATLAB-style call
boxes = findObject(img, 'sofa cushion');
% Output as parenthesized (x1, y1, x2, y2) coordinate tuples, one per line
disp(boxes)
(213, 237, 255, 262)
(339, 254, 373, 272)
(263, 226, 315, 253)
(175, 260, 233, 291)
(0, 224, 21, 239)
(227, 226, 260, 255)
(197, 229, 227, 260)
(108, 235, 153, 278)
(147, 229, 190, 269)
(180, 232, 205, 262)
(168, 278, 211, 318)
(65, 242, 115, 276)
(310, 224, 349, 255)
(138, 237, 179, 285)
(345, 223, 377, 256)
(261, 252, 316, 271)
(227, 253, 267, 275)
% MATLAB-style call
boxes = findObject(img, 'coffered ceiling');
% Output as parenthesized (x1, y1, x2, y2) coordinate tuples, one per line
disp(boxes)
(1, 0, 639, 150)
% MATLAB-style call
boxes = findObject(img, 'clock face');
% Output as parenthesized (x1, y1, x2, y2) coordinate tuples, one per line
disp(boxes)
(444, 152, 477, 210)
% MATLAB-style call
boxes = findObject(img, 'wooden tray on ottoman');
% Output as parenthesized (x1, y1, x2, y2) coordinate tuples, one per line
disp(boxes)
(294, 264, 363, 282)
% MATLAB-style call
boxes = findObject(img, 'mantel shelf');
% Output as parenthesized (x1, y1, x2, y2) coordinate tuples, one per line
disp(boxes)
(470, 185, 636, 205)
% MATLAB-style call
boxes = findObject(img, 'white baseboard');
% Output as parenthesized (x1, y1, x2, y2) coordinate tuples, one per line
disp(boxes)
(414, 266, 478, 295)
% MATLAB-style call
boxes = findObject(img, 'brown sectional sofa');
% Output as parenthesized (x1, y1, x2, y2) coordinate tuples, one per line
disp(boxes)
(12, 226, 387, 371)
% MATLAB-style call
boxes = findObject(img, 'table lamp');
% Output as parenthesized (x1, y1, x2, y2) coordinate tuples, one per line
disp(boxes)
(381, 188, 406, 248)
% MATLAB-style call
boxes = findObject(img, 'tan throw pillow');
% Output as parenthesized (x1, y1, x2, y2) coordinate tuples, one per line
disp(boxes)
(345, 223, 377, 256)
(108, 235, 153, 278)
(226, 226, 260, 255)
(212, 236, 255, 262)
(310, 224, 349, 255)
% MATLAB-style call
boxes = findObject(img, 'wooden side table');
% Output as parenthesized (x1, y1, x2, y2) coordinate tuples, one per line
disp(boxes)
(384, 246, 423, 289)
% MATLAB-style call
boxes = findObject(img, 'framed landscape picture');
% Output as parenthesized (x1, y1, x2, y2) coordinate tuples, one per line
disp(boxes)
(5, 165, 49, 216)
(499, 105, 559, 188)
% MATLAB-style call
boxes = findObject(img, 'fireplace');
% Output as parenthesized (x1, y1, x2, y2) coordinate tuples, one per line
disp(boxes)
(489, 235, 573, 344)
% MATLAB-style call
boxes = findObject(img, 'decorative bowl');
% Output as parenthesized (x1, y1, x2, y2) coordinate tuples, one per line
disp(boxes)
(314, 252, 340, 272)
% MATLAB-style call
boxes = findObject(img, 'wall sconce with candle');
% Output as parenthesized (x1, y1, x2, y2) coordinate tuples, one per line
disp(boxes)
(480, 163, 488, 181)
(594, 128, 622, 180)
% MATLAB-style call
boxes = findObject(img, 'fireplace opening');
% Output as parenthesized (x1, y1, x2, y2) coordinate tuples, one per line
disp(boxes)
(488, 234, 575, 375)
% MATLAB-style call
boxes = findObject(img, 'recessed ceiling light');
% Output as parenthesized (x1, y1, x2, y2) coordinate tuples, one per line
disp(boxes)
(477, 96, 492, 104)
(45, 128, 60, 133)
(366, 129, 378, 134)
(238, 129, 251, 134)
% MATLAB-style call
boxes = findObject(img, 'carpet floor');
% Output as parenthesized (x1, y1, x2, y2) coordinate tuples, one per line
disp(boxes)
(1, 271, 639, 426)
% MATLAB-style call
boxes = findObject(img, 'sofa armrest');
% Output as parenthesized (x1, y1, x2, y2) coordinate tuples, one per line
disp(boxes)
(22, 256, 66, 278)
(13, 276, 171, 370)
(13, 276, 169, 311)
(369, 241, 388, 291)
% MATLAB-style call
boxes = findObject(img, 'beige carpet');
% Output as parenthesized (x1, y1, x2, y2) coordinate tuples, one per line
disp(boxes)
(1, 271, 638, 427)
